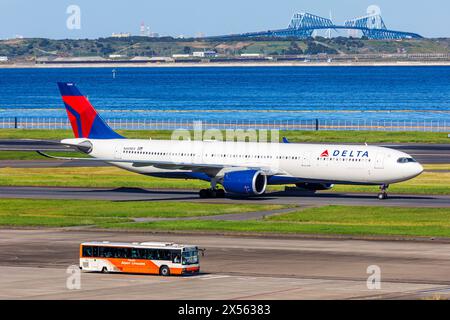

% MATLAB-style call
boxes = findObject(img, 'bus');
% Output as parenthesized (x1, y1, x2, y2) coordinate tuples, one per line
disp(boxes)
(79, 241, 200, 276)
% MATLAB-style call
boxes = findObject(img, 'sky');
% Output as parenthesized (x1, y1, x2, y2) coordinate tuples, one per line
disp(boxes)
(0, 0, 448, 39)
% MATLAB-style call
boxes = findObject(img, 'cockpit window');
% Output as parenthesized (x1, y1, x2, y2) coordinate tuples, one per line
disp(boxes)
(397, 157, 417, 163)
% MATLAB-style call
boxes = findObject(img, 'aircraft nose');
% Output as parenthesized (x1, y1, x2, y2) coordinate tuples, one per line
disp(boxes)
(408, 162, 424, 179)
(416, 163, 424, 176)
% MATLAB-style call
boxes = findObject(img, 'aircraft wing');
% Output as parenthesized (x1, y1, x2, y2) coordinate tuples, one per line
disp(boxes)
(0, 139, 83, 152)
(36, 151, 285, 176)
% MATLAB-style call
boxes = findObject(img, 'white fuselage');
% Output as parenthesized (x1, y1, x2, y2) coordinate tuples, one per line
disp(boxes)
(63, 138, 423, 187)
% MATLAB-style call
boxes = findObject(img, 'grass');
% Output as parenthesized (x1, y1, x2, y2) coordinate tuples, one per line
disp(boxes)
(0, 199, 449, 238)
(0, 166, 210, 189)
(100, 205, 450, 238)
(333, 169, 450, 195)
(0, 198, 290, 227)
(279, 130, 450, 144)
(0, 165, 448, 195)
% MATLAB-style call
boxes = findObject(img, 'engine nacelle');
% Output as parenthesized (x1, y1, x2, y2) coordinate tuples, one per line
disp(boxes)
(222, 170, 267, 195)
(295, 182, 334, 191)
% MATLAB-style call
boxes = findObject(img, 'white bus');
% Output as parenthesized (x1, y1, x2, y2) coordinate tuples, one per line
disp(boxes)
(79, 241, 200, 276)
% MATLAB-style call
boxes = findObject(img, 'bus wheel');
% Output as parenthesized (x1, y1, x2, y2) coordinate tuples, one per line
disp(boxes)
(159, 265, 170, 276)
(101, 267, 108, 273)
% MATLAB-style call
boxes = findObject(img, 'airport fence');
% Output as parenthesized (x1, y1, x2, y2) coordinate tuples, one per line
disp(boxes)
(0, 117, 449, 132)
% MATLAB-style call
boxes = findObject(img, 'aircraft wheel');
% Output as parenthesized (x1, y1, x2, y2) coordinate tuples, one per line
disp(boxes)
(378, 192, 388, 200)
(216, 189, 226, 198)
(199, 189, 209, 198)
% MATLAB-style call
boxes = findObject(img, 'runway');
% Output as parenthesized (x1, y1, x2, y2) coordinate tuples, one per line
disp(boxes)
(0, 229, 449, 299)
(0, 186, 449, 208)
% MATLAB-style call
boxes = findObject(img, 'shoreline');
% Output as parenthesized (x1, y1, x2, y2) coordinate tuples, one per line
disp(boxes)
(1, 61, 450, 69)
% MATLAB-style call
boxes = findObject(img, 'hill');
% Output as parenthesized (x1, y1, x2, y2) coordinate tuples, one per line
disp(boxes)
(1, 37, 450, 62)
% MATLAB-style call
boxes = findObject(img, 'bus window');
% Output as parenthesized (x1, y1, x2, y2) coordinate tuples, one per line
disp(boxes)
(82, 246, 93, 257)
(156, 249, 171, 261)
(105, 247, 113, 258)
(182, 249, 199, 265)
(171, 250, 182, 264)
(115, 247, 130, 259)
(131, 248, 141, 259)
(143, 248, 156, 260)
(92, 246, 99, 257)
(99, 246, 113, 258)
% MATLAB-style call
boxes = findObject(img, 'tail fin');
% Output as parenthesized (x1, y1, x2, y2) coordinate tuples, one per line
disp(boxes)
(57, 82, 123, 139)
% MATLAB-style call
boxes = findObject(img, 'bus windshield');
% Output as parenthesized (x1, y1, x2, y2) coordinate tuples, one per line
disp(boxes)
(182, 249, 199, 265)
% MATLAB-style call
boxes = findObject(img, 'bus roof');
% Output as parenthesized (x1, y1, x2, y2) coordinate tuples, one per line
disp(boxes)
(80, 241, 197, 250)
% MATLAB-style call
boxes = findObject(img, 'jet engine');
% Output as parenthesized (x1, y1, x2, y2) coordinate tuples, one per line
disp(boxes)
(222, 170, 267, 196)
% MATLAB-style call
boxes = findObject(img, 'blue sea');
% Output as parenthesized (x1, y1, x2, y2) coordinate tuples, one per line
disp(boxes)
(0, 66, 449, 122)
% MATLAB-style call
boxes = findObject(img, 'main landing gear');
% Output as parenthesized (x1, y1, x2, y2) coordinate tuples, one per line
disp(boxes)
(378, 184, 389, 200)
(199, 179, 226, 199)
(199, 188, 226, 199)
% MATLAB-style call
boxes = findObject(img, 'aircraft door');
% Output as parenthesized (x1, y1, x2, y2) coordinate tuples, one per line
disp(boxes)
(114, 144, 123, 160)
(301, 152, 311, 167)
(375, 153, 384, 169)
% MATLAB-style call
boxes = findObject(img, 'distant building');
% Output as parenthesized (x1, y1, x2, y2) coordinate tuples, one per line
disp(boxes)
(140, 22, 146, 36)
(111, 32, 131, 38)
(240, 53, 263, 58)
(109, 54, 126, 59)
(139, 22, 159, 37)
(0, 56, 8, 62)
(172, 54, 190, 58)
(130, 56, 152, 62)
(149, 56, 173, 62)
(131, 56, 173, 63)
(193, 51, 217, 58)
(53, 56, 107, 62)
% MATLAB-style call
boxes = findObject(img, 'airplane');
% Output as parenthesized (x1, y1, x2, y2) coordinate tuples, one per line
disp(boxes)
(38, 82, 424, 200)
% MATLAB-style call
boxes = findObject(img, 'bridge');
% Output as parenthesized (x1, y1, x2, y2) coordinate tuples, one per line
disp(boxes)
(212, 10, 422, 40)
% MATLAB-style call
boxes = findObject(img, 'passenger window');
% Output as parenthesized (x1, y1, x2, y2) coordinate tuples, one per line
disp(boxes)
(131, 248, 140, 259)
(171, 250, 182, 264)
(82, 246, 93, 257)
(156, 249, 171, 260)
(146, 249, 156, 260)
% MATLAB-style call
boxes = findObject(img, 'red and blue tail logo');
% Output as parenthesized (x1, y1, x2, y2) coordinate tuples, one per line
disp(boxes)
(57, 82, 123, 139)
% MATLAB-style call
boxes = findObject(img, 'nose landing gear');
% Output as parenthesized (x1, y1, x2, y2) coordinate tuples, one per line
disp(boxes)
(378, 184, 389, 200)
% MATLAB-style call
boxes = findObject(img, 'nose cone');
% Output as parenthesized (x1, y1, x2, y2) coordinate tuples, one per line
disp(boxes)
(416, 163, 424, 176)
(408, 162, 424, 179)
